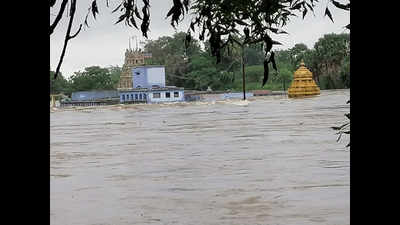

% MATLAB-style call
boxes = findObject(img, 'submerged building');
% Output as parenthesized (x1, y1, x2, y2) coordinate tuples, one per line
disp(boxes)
(119, 65, 184, 103)
(118, 49, 184, 104)
(118, 48, 152, 90)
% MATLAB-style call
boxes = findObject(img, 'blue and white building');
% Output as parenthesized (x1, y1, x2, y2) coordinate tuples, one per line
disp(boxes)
(118, 65, 184, 103)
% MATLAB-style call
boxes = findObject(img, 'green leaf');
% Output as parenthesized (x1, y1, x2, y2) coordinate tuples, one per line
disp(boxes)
(272, 40, 282, 45)
(234, 19, 249, 26)
(84, 14, 90, 27)
(265, 35, 273, 53)
(91, 0, 99, 19)
(324, 7, 334, 23)
(244, 27, 250, 40)
(183, 0, 190, 11)
(190, 21, 196, 32)
(302, 7, 308, 19)
(112, 3, 123, 13)
(130, 16, 138, 29)
(306, 2, 315, 13)
(115, 14, 126, 24)
(290, 2, 302, 10)
(331, 0, 350, 11)
(166, 7, 175, 18)
(134, 6, 142, 20)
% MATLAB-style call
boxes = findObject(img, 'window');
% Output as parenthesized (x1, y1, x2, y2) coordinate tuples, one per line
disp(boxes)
(139, 94, 142, 99)
(174, 92, 179, 97)
(135, 94, 138, 100)
(122, 95, 125, 101)
(143, 93, 147, 99)
(153, 93, 160, 98)
(166, 92, 171, 98)
(131, 94, 134, 99)
(126, 94, 129, 100)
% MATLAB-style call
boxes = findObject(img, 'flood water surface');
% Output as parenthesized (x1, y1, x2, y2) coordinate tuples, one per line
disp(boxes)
(50, 89, 350, 225)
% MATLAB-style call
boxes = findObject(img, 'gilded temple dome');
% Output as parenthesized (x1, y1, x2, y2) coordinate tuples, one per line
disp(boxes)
(293, 60, 313, 79)
(287, 60, 320, 98)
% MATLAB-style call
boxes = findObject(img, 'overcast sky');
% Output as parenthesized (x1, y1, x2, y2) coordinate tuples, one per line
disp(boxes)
(50, 0, 349, 78)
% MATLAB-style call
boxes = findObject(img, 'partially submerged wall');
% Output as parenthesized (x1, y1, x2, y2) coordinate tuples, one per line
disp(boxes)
(71, 90, 119, 101)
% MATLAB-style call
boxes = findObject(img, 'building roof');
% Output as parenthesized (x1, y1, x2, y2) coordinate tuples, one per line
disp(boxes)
(133, 65, 165, 69)
(119, 87, 184, 93)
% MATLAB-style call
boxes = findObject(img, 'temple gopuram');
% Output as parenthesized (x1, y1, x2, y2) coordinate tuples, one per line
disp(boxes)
(287, 60, 320, 98)
(117, 48, 152, 90)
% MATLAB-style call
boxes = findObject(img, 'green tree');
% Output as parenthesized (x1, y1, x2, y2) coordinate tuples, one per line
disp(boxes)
(273, 62, 293, 91)
(339, 55, 350, 88)
(50, 71, 70, 95)
(186, 54, 218, 90)
(69, 66, 117, 92)
(143, 32, 202, 87)
(107, 65, 122, 89)
(289, 43, 309, 68)
(244, 45, 264, 66)
(51, 0, 350, 84)
(244, 65, 264, 82)
(311, 33, 350, 89)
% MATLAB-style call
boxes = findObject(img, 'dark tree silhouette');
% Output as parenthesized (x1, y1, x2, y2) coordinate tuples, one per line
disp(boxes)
(50, 0, 350, 87)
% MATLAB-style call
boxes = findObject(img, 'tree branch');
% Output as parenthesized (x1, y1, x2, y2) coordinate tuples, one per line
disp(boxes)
(50, 0, 69, 35)
(70, 24, 82, 39)
(54, 0, 80, 79)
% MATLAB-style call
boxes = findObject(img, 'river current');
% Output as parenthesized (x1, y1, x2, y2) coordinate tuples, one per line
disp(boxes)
(50, 89, 350, 225)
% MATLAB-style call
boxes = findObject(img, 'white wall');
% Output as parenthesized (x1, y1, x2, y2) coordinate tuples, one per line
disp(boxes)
(148, 90, 184, 103)
(146, 67, 166, 88)
(132, 67, 147, 88)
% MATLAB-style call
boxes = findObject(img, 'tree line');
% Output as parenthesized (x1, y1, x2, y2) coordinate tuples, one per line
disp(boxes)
(50, 66, 122, 96)
(50, 32, 349, 96)
(50, 0, 349, 82)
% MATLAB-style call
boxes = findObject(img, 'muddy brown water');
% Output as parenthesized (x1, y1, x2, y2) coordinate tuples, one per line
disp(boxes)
(51, 89, 350, 225)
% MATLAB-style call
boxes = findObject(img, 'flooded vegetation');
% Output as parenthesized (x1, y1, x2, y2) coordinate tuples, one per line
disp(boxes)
(51, 89, 349, 225)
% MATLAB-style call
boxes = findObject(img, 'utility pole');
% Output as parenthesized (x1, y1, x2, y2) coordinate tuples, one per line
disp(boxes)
(283, 77, 286, 96)
(241, 44, 246, 100)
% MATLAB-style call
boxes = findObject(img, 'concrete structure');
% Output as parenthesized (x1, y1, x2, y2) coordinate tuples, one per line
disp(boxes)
(132, 66, 166, 89)
(184, 91, 254, 102)
(118, 65, 185, 104)
(117, 48, 152, 90)
(119, 87, 184, 103)
(71, 90, 119, 101)
(288, 60, 320, 98)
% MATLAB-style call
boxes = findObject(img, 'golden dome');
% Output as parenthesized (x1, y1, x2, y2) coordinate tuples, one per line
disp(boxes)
(293, 60, 313, 79)
(288, 60, 320, 98)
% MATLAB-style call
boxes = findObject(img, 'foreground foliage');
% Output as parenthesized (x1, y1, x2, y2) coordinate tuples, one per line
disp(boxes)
(50, 0, 350, 86)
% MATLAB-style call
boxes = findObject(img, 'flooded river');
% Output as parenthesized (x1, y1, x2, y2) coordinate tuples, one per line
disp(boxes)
(50, 89, 350, 225)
